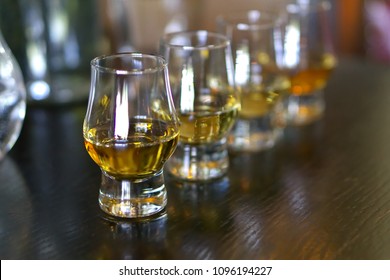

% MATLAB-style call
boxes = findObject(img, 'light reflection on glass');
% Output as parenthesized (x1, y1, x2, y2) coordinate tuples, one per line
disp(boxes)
(26, 43, 47, 78)
(114, 79, 129, 139)
(179, 59, 195, 112)
(29, 80, 50, 100)
(283, 21, 300, 69)
(234, 43, 250, 86)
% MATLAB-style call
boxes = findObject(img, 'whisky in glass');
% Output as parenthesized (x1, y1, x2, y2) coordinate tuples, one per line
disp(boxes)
(83, 53, 180, 218)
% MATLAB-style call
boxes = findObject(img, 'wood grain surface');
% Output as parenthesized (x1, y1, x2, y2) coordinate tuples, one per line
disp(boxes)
(1, 58, 390, 260)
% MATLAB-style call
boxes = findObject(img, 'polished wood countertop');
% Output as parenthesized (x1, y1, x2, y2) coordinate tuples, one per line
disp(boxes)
(1, 57, 390, 259)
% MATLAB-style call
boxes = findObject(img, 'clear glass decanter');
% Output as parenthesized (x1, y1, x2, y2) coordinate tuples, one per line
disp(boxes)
(0, 29, 26, 161)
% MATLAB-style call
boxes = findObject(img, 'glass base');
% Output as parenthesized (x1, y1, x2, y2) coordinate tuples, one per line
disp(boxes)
(165, 139, 228, 181)
(285, 90, 325, 126)
(98, 170, 167, 218)
(228, 116, 283, 152)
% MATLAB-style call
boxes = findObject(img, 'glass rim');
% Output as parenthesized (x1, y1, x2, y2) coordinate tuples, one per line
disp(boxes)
(90, 52, 168, 75)
(285, 0, 332, 14)
(160, 30, 230, 50)
(216, 10, 281, 31)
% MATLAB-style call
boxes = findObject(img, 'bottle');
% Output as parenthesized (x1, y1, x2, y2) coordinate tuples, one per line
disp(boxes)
(0, 29, 26, 161)
(0, 0, 107, 106)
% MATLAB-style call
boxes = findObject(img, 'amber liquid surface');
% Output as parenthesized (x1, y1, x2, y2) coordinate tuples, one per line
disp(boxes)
(178, 93, 240, 144)
(289, 54, 337, 96)
(238, 74, 290, 119)
(84, 118, 179, 179)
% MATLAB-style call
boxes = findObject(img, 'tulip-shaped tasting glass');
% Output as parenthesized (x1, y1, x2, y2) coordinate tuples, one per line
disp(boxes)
(83, 53, 180, 218)
(217, 10, 289, 152)
(159, 31, 240, 181)
(278, 0, 338, 125)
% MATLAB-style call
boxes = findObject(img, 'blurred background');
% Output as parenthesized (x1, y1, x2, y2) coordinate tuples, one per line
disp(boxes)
(0, 0, 388, 105)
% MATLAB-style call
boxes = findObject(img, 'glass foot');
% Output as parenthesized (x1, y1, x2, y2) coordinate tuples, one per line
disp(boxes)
(228, 117, 283, 152)
(98, 170, 167, 218)
(166, 139, 228, 181)
(285, 90, 325, 126)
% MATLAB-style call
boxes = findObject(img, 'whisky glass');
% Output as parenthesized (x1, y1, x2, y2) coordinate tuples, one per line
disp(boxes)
(217, 10, 289, 152)
(277, 0, 337, 125)
(83, 53, 180, 218)
(159, 31, 240, 181)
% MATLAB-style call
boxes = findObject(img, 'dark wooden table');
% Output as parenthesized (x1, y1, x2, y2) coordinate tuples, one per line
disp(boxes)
(1, 57, 390, 260)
